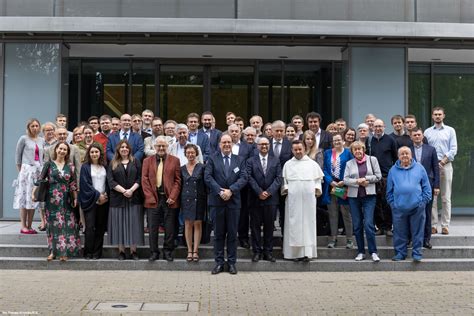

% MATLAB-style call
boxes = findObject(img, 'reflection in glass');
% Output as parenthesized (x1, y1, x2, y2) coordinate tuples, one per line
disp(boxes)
(284, 63, 332, 126)
(259, 63, 282, 124)
(68, 60, 80, 125)
(211, 66, 254, 130)
(159, 65, 203, 123)
(132, 61, 155, 115)
(408, 64, 431, 128)
(81, 60, 129, 120)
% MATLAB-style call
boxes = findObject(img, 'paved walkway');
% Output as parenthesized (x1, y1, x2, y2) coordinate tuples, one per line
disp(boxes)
(0, 270, 473, 315)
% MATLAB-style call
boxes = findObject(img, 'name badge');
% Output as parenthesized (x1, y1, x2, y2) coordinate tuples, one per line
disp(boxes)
(233, 167, 240, 173)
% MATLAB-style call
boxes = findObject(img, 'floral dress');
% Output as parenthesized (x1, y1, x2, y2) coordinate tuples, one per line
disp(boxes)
(45, 162, 80, 257)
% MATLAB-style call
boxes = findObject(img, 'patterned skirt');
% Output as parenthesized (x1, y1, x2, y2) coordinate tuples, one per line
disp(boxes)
(13, 163, 42, 210)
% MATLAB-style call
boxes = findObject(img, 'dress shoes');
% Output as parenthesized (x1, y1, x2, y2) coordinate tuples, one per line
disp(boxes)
(239, 239, 251, 249)
(263, 253, 276, 262)
(423, 242, 433, 249)
(228, 264, 238, 275)
(131, 252, 139, 261)
(163, 252, 174, 262)
(252, 253, 261, 262)
(118, 252, 126, 261)
(148, 252, 160, 262)
(211, 264, 224, 275)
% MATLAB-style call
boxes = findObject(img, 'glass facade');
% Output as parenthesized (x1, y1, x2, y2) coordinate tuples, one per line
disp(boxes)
(409, 63, 474, 209)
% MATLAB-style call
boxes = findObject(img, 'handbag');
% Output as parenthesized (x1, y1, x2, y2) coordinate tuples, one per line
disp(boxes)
(331, 186, 348, 200)
(33, 161, 50, 202)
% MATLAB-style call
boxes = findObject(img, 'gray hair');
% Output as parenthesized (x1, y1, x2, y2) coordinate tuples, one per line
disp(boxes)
(154, 135, 168, 145)
(175, 123, 188, 133)
(272, 120, 286, 129)
(357, 123, 369, 131)
(243, 126, 257, 135)
(227, 124, 240, 132)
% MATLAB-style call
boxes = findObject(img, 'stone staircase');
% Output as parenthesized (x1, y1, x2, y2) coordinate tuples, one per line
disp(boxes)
(0, 230, 472, 271)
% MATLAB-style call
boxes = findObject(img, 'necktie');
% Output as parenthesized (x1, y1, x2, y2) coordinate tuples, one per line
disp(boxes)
(224, 155, 230, 176)
(274, 141, 281, 159)
(156, 157, 163, 188)
(122, 132, 128, 140)
(262, 157, 267, 175)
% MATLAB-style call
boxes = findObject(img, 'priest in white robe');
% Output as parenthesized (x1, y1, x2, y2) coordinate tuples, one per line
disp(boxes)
(281, 140, 323, 261)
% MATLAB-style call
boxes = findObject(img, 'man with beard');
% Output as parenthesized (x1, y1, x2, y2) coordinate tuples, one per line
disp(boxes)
(199, 111, 222, 155)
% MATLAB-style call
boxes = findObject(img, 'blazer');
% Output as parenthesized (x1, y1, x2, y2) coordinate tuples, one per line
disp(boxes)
(79, 163, 109, 211)
(204, 152, 248, 209)
(268, 137, 293, 167)
(141, 154, 181, 209)
(236, 140, 255, 162)
(322, 148, 353, 205)
(343, 156, 382, 198)
(107, 159, 142, 207)
(246, 155, 282, 206)
(106, 130, 144, 162)
(410, 144, 440, 189)
(199, 128, 222, 155)
(189, 130, 210, 162)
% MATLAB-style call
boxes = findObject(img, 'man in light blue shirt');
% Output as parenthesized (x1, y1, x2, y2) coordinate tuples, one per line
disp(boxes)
(423, 106, 457, 235)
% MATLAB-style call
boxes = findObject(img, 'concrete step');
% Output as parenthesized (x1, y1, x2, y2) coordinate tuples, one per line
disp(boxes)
(2, 233, 472, 247)
(0, 244, 473, 260)
(0, 257, 472, 272)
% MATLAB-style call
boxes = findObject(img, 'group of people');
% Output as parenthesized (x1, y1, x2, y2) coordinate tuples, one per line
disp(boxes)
(13, 106, 457, 272)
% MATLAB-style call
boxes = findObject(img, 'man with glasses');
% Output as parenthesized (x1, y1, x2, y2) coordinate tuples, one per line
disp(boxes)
(246, 137, 281, 263)
(131, 114, 151, 141)
(144, 117, 164, 157)
(367, 119, 398, 236)
(106, 113, 144, 162)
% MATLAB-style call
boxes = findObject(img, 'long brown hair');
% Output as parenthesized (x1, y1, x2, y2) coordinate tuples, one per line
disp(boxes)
(83, 142, 106, 166)
(111, 139, 134, 170)
(51, 142, 71, 162)
(26, 118, 41, 138)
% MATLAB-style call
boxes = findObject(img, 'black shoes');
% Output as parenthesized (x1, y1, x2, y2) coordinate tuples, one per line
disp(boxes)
(148, 252, 160, 262)
(252, 253, 261, 262)
(131, 252, 139, 260)
(118, 252, 126, 261)
(239, 239, 251, 249)
(163, 252, 174, 262)
(263, 253, 276, 262)
(423, 242, 433, 249)
(211, 264, 224, 275)
(228, 264, 238, 275)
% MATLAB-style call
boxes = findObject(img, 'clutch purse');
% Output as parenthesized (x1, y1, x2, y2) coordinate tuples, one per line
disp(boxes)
(331, 186, 348, 200)
(33, 180, 49, 202)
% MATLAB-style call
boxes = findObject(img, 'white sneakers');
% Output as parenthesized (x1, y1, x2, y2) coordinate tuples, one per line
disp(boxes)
(355, 253, 380, 262)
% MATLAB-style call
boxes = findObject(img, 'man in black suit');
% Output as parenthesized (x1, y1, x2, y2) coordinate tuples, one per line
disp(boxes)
(199, 111, 222, 155)
(228, 124, 254, 249)
(187, 112, 210, 162)
(269, 120, 293, 234)
(205, 134, 248, 275)
(410, 128, 440, 249)
(247, 137, 282, 262)
(299, 112, 333, 150)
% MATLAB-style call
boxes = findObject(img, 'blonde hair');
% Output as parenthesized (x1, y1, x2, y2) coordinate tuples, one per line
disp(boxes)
(350, 141, 366, 154)
(26, 118, 41, 138)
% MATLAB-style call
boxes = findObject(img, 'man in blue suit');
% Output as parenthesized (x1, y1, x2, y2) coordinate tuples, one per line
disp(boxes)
(410, 127, 440, 249)
(247, 137, 282, 262)
(205, 134, 248, 275)
(187, 113, 210, 162)
(106, 113, 144, 162)
(268, 120, 293, 234)
(199, 111, 222, 155)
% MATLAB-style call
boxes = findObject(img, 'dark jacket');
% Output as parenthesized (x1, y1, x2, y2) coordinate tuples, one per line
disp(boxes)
(79, 163, 109, 211)
(190, 130, 211, 162)
(199, 128, 222, 155)
(322, 148, 353, 205)
(246, 155, 282, 206)
(106, 131, 144, 162)
(366, 134, 398, 177)
(410, 144, 440, 189)
(204, 152, 248, 209)
(107, 159, 143, 207)
(268, 137, 293, 167)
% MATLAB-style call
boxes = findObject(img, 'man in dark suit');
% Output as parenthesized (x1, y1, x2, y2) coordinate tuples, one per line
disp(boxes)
(200, 111, 222, 155)
(205, 134, 248, 275)
(142, 136, 182, 262)
(187, 112, 210, 162)
(228, 123, 254, 249)
(299, 112, 333, 150)
(410, 127, 440, 249)
(106, 114, 144, 162)
(268, 120, 293, 234)
(247, 137, 282, 262)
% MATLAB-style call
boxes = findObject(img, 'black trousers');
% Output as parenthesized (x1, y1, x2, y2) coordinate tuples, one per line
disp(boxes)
(83, 203, 108, 258)
(148, 197, 177, 254)
(211, 206, 240, 265)
(238, 187, 249, 241)
(424, 193, 434, 243)
(375, 177, 392, 231)
(250, 205, 276, 254)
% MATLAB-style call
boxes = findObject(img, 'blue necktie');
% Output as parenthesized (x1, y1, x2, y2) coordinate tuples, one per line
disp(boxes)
(122, 132, 128, 140)
(224, 155, 230, 176)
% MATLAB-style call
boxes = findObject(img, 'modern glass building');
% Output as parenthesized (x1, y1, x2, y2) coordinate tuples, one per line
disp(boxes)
(1, 0, 473, 218)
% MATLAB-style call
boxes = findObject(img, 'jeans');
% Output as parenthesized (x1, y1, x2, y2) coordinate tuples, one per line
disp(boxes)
(348, 195, 377, 255)
(392, 204, 426, 258)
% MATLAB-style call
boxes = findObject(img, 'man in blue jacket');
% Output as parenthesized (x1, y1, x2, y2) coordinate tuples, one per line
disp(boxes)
(410, 128, 440, 249)
(106, 114, 144, 162)
(205, 134, 248, 275)
(386, 146, 432, 262)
